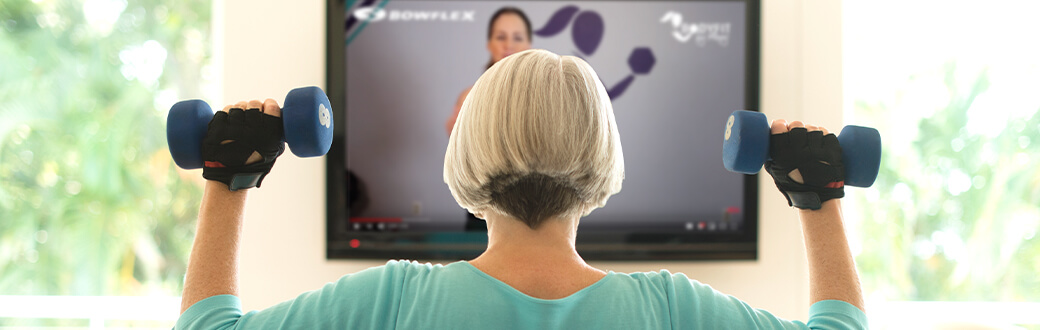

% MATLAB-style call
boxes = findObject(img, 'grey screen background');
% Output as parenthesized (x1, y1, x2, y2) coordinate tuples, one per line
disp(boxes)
(346, 1, 747, 229)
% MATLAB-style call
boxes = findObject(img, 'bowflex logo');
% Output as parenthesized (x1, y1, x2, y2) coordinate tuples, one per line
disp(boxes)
(352, 7, 475, 23)
(660, 11, 731, 46)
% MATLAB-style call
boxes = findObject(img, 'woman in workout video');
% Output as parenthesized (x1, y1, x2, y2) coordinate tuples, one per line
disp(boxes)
(444, 7, 533, 136)
(447, 7, 533, 231)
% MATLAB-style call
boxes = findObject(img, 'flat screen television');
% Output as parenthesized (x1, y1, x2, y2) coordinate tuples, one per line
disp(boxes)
(326, 0, 761, 260)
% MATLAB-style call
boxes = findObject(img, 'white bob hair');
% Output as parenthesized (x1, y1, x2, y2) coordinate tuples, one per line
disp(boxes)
(444, 49, 624, 229)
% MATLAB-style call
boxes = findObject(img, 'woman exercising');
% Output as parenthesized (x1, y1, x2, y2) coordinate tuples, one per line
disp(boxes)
(178, 49, 866, 329)
(444, 6, 532, 136)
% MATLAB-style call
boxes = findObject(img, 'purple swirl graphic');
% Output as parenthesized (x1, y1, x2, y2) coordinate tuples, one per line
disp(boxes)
(607, 75, 634, 100)
(534, 5, 580, 37)
(572, 11, 604, 56)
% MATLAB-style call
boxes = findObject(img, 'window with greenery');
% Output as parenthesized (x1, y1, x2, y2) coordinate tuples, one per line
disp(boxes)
(844, 1, 1039, 328)
(0, 0, 212, 327)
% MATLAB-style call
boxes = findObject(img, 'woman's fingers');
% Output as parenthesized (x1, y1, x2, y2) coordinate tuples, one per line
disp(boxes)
(221, 99, 276, 165)
(786, 121, 833, 135)
(246, 99, 263, 111)
(263, 98, 282, 117)
(771, 119, 788, 135)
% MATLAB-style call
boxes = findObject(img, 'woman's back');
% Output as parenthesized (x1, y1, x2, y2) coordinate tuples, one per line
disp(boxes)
(177, 260, 863, 329)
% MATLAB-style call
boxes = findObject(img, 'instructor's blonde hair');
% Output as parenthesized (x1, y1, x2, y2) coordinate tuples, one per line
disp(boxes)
(444, 49, 624, 229)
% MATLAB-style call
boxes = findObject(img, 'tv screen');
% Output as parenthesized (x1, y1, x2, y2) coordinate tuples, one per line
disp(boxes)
(326, 0, 761, 260)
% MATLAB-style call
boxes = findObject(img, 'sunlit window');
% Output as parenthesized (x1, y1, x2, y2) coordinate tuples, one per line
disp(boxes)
(844, 1, 1040, 329)
(0, 0, 213, 327)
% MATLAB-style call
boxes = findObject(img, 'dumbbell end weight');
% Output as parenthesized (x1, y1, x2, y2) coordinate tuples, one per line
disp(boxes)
(283, 86, 334, 158)
(722, 110, 770, 174)
(167, 100, 214, 170)
(838, 125, 881, 188)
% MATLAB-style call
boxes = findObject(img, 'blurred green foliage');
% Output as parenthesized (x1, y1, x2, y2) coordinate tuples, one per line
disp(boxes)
(0, 0, 210, 297)
(851, 62, 1040, 303)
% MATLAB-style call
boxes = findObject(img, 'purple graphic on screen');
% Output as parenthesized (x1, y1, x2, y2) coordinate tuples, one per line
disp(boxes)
(534, 6, 604, 57)
(534, 6, 655, 101)
(628, 47, 656, 74)
(535, 6, 579, 37)
(610, 47, 657, 99)
(572, 12, 604, 55)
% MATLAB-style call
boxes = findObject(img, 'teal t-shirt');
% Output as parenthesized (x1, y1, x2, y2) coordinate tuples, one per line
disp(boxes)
(177, 260, 866, 329)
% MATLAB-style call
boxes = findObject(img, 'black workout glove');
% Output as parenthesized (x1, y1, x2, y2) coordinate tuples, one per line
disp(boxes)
(202, 108, 285, 191)
(764, 127, 844, 210)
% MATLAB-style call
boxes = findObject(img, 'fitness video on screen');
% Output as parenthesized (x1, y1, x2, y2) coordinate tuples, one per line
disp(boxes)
(343, 1, 747, 234)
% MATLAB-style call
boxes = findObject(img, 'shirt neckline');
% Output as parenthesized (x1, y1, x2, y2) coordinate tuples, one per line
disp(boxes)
(451, 260, 616, 304)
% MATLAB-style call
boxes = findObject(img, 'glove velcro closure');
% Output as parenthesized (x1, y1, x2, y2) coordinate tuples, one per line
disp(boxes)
(202, 164, 275, 191)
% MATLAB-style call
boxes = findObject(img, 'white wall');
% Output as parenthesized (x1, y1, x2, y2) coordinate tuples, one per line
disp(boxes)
(219, 0, 842, 321)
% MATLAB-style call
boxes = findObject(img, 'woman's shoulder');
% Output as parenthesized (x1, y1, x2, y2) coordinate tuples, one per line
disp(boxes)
(334, 260, 447, 281)
(327, 260, 458, 295)
(607, 269, 715, 295)
(381, 259, 453, 274)
(612, 269, 685, 282)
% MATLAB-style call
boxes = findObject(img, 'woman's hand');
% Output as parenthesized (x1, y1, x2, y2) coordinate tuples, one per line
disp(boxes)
(201, 98, 285, 191)
(220, 99, 282, 164)
(765, 119, 845, 210)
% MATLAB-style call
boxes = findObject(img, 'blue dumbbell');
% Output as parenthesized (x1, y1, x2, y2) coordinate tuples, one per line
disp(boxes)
(167, 86, 334, 169)
(722, 110, 881, 187)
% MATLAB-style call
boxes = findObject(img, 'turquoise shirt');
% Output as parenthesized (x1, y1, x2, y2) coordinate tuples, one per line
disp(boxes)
(177, 260, 866, 329)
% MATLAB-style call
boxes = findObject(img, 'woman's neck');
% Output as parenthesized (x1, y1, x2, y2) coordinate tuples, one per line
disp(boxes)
(475, 212, 583, 262)
(468, 212, 605, 299)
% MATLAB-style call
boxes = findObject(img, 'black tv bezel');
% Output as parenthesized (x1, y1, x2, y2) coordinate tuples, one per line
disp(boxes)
(326, 0, 761, 261)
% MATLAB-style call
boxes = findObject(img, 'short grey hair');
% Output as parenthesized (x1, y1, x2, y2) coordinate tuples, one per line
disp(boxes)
(444, 49, 624, 229)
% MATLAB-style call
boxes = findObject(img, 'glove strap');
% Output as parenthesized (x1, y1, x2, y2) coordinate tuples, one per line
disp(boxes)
(783, 191, 823, 210)
(229, 173, 264, 191)
(202, 161, 277, 191)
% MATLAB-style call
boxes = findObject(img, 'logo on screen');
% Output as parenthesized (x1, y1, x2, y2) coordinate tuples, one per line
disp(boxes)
(347, 2, 477, 45)
(351, 7, 475, 23)
(353, 7, 387, 22)
(660, 11, 732, 46)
